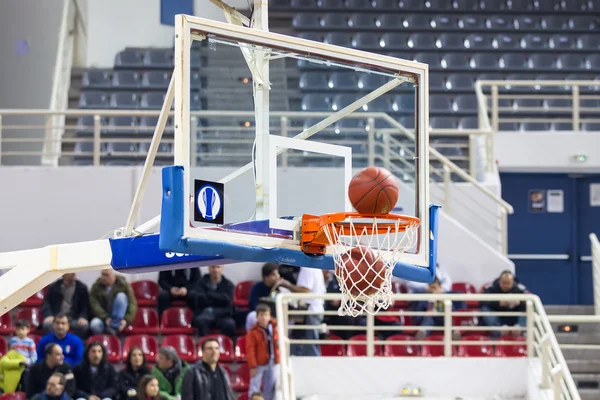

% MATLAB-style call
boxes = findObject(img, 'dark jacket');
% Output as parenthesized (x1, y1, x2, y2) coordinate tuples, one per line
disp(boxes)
(181, 361, 236, 400)
(89, 275, 138, 324)
(159, 268, 202, 292)
(27, 361, 75, 399)
(248, 282, 276, 312)
(72, 352, 118, 399)
(41, 279, 90, 321)
(197, 275, 235, 315)
(30, 392, 73, 400)
(118, 364, 151, 399)
(483, 277, 528, 312)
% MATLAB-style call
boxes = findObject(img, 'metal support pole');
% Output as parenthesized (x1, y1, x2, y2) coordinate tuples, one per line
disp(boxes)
(540, 334, 551, 389)
(444, 300, 453, 357)
(491, 85, 499, 131)
(551, 365, 563, 400)
(93, 115, 101, 167)
(280, 116, 288, 168)
(443, 165, 451, 212)
(526, 300, 534, 357)
(367, 117, 375, 166)
(366, 310, 375, 357)
(572, 86, 580, 131)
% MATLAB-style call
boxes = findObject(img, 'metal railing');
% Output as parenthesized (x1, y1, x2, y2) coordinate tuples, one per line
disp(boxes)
(275, 292, 579, 400)
(592, 233, 600, 316)
(475, 80, 600, 132)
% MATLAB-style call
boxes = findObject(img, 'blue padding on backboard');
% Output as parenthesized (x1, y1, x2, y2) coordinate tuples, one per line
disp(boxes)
(159, 165, 439, 282)
(160, 0, 193, 26)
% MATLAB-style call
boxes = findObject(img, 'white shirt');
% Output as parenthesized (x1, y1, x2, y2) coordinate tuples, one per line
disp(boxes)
(295, 267, 326, 313)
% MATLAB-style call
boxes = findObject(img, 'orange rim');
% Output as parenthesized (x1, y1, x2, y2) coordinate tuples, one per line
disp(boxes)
(301, 212, 420, 255)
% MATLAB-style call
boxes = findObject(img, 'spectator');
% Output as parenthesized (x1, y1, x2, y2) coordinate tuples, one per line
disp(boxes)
(193, 265, 236, 338)
(37, 313, 84, 367)
(90, 270, 138, 335)
(10, 320, 37, 366)
(42, 273, 91, 339)
(245, 263, 288, 331)
(482, 270, 528, 337)
(0, 344, 28, 394)
(413, 278, 465, 340)
(181, 338, 236, 400)
(118, 346, 150, 399)
(27, 344, 75, 399)
(323, 271, 364, 340)
(280, 267, 326, 356)
(136, 375, 168, 400)
(405, 263, 452, 293)
(246, 304, 279, 400)
(151, 346, 190, 400)
(251, 394, 265, 400)
(158, 268, 201, 318)
(73, 342, 118, 400)
(31, 372, 72, 400)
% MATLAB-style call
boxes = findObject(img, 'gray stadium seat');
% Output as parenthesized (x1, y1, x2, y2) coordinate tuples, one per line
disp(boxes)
(429, 74, 445, 91)
(486, 15, 511, 29)
(430, 95, 452, 112)
(458, 15, 484, 29)
(499, 122, 520, 131)
(393, 94, 416, 112)
(300, 32, 324, 43)
(582, 122, 600, 131)
(371, 0, 399, 8)
(380, 33, 409, 50)
(112, 71, 141, 89)
(141, 71, 171, 89)
(324, 33, 352, 47)
(302, 94, 330, 111)
(454, 95, 478, 112)
(504, 0, 531, 10)
(453, 0, 481, 10)
(357, 73, 387, 90)
(433, 15, 457, 29)
(459, 117, 478, 129)
(362, 97, 392, 112)
(316, 0, 342, 7)
(107, 142, 139, 154)
(552, 122, 573, 131)
(542, 16, 569, 30)
(585, 54, 600, 70)
(139, 142, 172, 154)
(76, 116, 97, 135)
(549, 35, 576, 49)
(114, 49, 143, 68)
(436, 34, 463, 49)
(269, 0, 290, 7)
(521, 34, 549, 50)
(464, 34, 490, 49)
(322, 14, 348, 28)
(499, 53, 528, 70)
(190, 93, 204, 110)
(352, 33, 380, 50)
(82, 70, 112, 89)
(397, 116, 415, 129)
(110, 92, 139, 109)
(514, 16, 541, 30)
(514, 99, 543, 109)
(441, 53, 470, 70)
(578, 34, 600, 50)
(107, 116, 138, 133)
(522, 122, 550, 131)
(570, 16, 598, 30)
(345, 0, 372, 9)
(530, 0, 557, 10)
(140, 116, 174, 134)
(471, 53, 498, 69)
(75, 142, 107, 154)
(425, 0, 452, 9)
(410, 33, 437, 49)
(141, 92, 165, 110)
(398, 0, 424, 9)
(299, 72, 328, 89)
(375, 14, 402, 28)
(404, 15, 430, 29)
(556, 54, 584, 70)
(348, 14, 375, 28)
(414, 53, 442, 69)
(329, 72, 358, 89)
(292, 0, 317, 7)
(492, 34, 520, 49)
(79, 92, 110, 109)
(480, 0, 510, 10)
(580, 98, 600, 108)
(293, 14, 322, 28)
(143, 49, 173, 68)
(447, 74, 475, 90)
(430, 116, 458, 129)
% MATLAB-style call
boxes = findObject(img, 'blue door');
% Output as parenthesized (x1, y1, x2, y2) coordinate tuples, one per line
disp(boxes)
(575, 177, 600, 305)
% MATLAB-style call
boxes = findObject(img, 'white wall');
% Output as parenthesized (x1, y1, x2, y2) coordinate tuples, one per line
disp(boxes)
(291, 357, 528, 398)
(496, 132, 600, 173)
(86, 0, 249, 67)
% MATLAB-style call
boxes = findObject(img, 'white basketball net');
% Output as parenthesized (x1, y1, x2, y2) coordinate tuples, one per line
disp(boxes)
(322, 217, 419, 317)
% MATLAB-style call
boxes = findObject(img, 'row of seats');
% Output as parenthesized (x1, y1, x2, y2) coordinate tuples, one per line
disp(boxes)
(114, 48, 204, 69)
(299, 31, 600, 51)
(83, 70, 185, 90)
(323, 333, 527, 357)
(78, 91, 204, 110)
(273, 0, 599, 12)
(74, 142, 172, 155)
(293, 13, 598, 31)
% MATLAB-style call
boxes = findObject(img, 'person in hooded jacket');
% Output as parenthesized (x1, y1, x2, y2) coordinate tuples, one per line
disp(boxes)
(151, 346, 190, 400)
(72, 342, 118, 400)
(482, 270, 529, 337)
(119, 346, 151, 399)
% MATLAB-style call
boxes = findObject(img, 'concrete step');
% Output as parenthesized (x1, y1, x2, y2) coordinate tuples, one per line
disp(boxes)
(556, 332, 600, 344)
(579, 388, 600, 400)
(561, 348, 600, 361)
(545, 305, 594, 315)
(566, 359, 600, 374)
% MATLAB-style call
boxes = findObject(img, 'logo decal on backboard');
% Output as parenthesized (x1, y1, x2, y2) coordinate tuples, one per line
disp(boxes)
(194, 179, 224, 224)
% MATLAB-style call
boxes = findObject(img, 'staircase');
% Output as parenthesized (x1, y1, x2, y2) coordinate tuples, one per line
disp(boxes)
(547, 305, 600, 400)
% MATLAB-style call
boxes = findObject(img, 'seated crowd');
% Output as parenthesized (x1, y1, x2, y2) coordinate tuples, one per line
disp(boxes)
(0, 261, 529, 399)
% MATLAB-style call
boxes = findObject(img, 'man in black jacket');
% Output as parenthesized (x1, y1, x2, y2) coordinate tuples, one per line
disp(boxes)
(158, 267, 202, 318)
(27, 343, 76, 398)
(192, 265, 236, 338)
(482, 270, 529, 337)
(181, 338, 236, 400)
(73, 341, 118, 400)
(42, 273, 91, 338)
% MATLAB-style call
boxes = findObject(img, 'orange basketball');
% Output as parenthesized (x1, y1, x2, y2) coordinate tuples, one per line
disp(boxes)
(348, 166, 399, 215)
(338, 246, 386, 296)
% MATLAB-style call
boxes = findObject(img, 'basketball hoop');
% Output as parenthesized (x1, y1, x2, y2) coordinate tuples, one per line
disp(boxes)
(301, 213, 420, 316)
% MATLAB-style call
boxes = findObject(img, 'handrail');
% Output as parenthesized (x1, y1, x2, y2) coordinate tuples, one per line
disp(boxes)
(275, 292, 579, 400)
(591, 233, 600, 315)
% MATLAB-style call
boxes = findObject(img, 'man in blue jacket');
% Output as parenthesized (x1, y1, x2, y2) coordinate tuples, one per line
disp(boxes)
(31, 372, 73, 400)
(37, 313, 84, 367)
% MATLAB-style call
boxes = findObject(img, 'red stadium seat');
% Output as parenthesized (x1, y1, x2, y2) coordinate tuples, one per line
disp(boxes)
(30, 334, 41, 345)
(0, 337, 7, 358)
(391, 281, 409, 309)
(0, 313, 12, 335)
(238, 393, 249, 400)
(123, 334, 158, 363)
(234, 335, 247, 362)
(21, 288, 47, 307)
(457, 335, 493, 357)
(346, 334, 383, 357)
(480, 282, 492, 293)
(0, 393, 27, 400)
(88, 334, 122, 363)
(125, 307, 159, 335)
(232, 363, 250, 392)
(197, 334, 234, 362)
(320, 333, 346, 357)
(384, 334, 419, 357)
(222, 364, 233, 380)
(421, 334, 453, 357)
(451, 282, 479, 309)
(233, 281, 255, 309)
(131, 280, 159, 307)
(452, 308, 479, 335)
(160, 307, 195, 335)
(495, 335, 527, 357)
(15, 307, 42, 334)
(162, 334, 197, 363)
